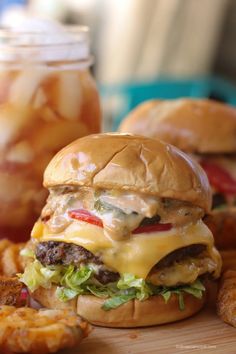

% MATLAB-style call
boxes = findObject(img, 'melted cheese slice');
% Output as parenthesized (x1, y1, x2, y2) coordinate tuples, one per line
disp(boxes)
(32, 219, 221, 279)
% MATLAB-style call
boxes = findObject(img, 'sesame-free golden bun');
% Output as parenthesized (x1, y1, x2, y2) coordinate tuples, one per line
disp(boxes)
(44, 133, 211, 212)
(119, 99, 236, 153)
(32, 285, 206, 328)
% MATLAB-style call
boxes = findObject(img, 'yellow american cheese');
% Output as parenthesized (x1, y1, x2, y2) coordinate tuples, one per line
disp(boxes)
(32, 219, 221, 279)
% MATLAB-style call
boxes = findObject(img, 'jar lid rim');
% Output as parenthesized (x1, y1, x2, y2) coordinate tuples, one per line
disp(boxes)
(0, 25, 91, 62)
(0, 25, 90, 47)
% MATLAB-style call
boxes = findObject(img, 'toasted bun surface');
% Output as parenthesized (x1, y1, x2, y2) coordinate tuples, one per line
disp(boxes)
(44, 133, 211, 212)
(119, 99, 236, 153)
(32, 286, 206, 328)
(33, 286, 77, 311)
(76, 293, 206, 327)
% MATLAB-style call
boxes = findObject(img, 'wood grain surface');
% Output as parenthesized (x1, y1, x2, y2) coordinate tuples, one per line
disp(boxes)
(63, 283, 236, 354)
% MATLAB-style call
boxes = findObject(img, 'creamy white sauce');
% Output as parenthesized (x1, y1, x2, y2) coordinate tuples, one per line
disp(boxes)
(42, 187, 204, 242)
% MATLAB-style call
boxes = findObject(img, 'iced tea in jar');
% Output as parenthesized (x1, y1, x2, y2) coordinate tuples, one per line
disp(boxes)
(0, 20, 101, 241)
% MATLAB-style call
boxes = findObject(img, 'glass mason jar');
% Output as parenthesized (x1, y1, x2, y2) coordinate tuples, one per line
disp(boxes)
(0, 25, 101, 241)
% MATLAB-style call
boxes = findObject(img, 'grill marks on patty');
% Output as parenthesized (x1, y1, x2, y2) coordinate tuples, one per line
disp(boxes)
(36, 241, 101, 266)
(35, 241, 207, 285)
(35, 241, 119, 285)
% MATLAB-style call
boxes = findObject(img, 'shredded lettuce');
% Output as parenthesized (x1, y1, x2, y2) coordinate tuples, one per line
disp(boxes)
(19, 247, 34, 258)
(86, 284, 115, 298)
(56, 287, 78, 301)
(19, 260, 63, 292)
(102, 292, 136, 310)
(182, 279, 205, 299)
(19, 261, 205, 311)
(161, 291, 171, 304)
(60, 265, 93, 291)
(177, 292, 185, 311)
(117, 273, 152, 301)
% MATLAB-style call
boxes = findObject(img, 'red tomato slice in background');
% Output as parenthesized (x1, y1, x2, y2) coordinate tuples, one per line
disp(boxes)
(201, 160, 236, 195)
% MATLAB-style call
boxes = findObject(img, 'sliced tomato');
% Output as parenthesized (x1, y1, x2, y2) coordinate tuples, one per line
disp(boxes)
(132, 223, 172, 234)
(68, 209, 103, 228)
(201, 160, 236, 195)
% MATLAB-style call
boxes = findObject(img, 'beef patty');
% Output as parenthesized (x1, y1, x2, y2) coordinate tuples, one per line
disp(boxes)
(35, 241, 119, 285)
(36, 241, 101, 267)
(156, 244, 206, 269)
(35, 242, 206, 284)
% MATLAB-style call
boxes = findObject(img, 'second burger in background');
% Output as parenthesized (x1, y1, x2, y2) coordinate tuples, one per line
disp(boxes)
(20, 133, 221, 327)
(119, 99, 236, 249)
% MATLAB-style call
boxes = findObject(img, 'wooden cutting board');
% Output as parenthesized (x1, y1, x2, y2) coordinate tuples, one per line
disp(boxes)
(64, 286, 236, 354)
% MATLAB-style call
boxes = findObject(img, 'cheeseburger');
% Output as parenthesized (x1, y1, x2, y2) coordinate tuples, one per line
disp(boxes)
(20, 133, 221, 327)
(119, 99, 236, 249)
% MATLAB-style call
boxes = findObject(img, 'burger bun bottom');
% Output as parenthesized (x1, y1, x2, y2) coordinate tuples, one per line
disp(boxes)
(32, 285, 206, 328)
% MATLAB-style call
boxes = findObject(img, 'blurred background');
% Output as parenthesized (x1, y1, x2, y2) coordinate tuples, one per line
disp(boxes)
(1, 0, 236, 130)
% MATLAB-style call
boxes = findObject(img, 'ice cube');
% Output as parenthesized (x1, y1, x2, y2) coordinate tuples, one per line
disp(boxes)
(0, 71, 12, 103)
(6, 141, 34, 163)
(39, 106, 58, 122)
(10, 66, 48, 107)
(33, 88, 47, 109)
(0, 117, 18, 148)
(56, 72, 82, 120)
(0, 104, 31, 148)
